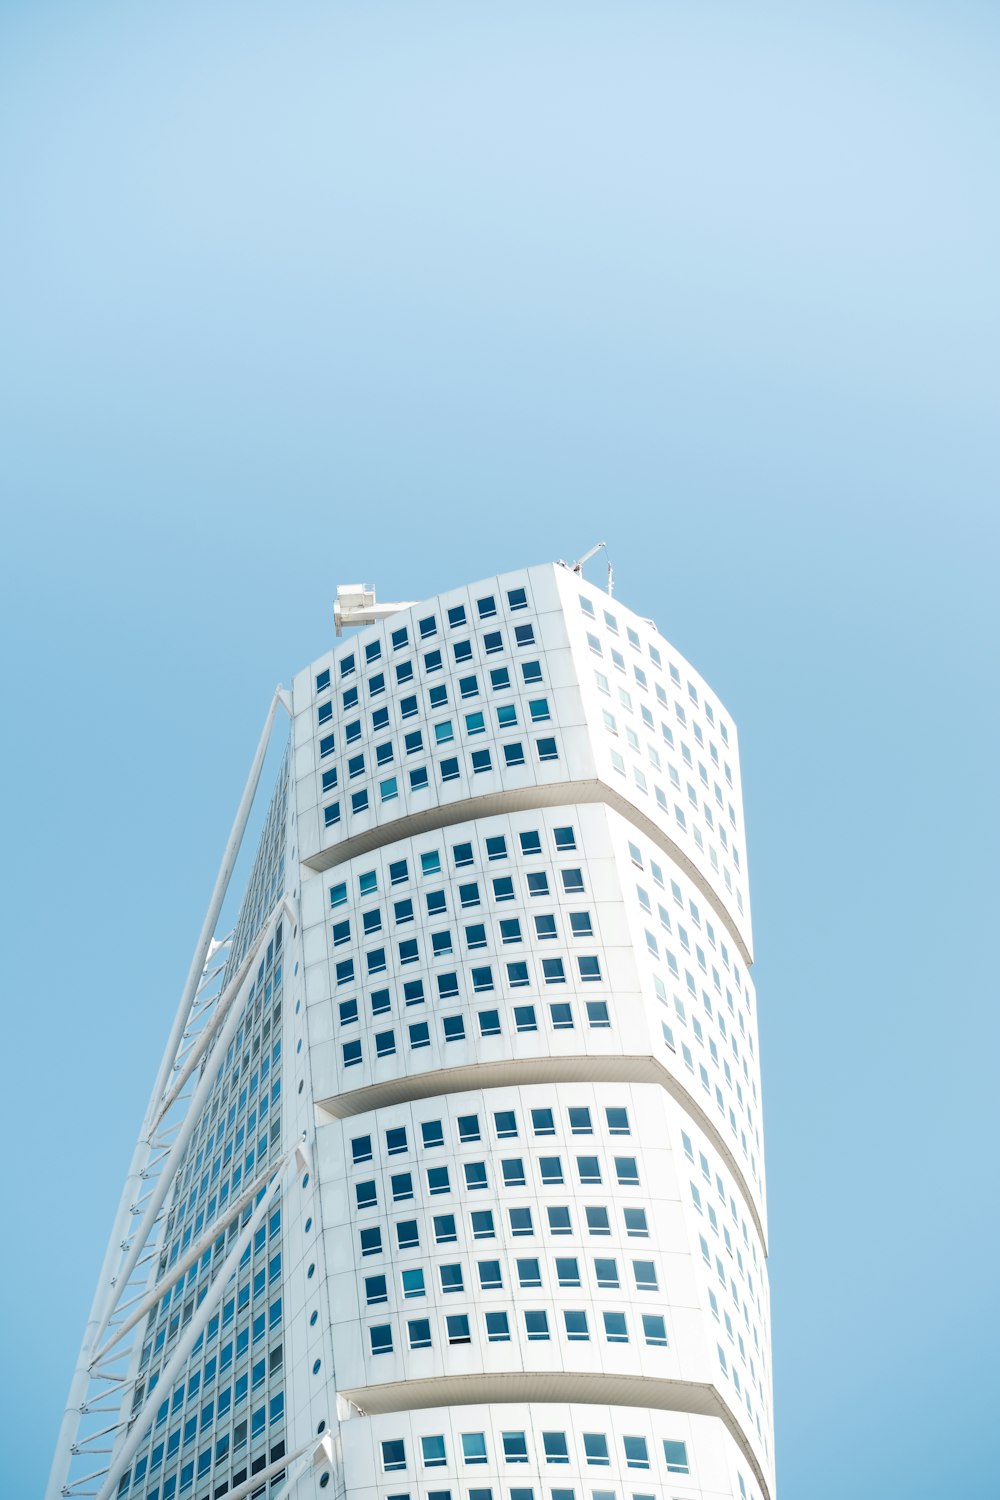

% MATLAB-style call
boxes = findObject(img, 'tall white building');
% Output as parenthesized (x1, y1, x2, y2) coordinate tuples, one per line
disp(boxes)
(49, 563, 773, 1500)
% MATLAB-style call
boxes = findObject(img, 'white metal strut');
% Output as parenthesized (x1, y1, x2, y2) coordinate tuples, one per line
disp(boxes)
(46, 686, 293, 1500)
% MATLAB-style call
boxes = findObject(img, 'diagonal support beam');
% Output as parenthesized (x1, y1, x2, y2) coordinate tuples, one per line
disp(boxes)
(46, 688, 291, 1500)
(93, 1146, 298, 1500)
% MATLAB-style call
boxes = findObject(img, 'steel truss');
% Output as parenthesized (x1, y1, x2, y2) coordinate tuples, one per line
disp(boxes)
(46, 687, 299, 1500)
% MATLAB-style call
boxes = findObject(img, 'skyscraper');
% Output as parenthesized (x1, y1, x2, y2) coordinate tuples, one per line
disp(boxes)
(49, 563, 774, 1500)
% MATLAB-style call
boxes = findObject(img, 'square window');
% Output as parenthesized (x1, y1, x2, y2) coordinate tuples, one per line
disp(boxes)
(389, 859, 409, 885)
(524, 1309, 549, 1341)
(434, 1213, 457, 1243)
(407, 1318, 431, 1350)
(390, 1170, 412, 1200)
(446, 1313, 471, 1344)
(459, 675, 479, 699)
(370, 1323, 393, 1355)
(663, 1441, 689, 1474)
(542, 1433, 568, 1465)
(623, 1438, 649, 1471)
(514, 624, 535, 647)
(503, 742, 526, 767)
(603, 1311, 629, 1343)
(564, 1309, 589, 1341)
(471, 748, 493, 773)
(494, 1110, 518, 1138)
(502, 1158, 526, 1187)
(490, 666, 511, 690)
(439, 1262, 464, 1294)
(547, 1205, 572, 1234)
(396, 1220, 419, 1249)
(516, 1256, 541, 1287)
(502, 1432, 528, 1463)
(507, 587, 528, 610)
(594, 1257, 619, 1288)
(477, 595, 497, 619)
(509, 1206, 534, 1236)
(583, 1434, 609, 1467)
(477, 1258, 502, 1289)
(555, 1256, 580, 1287)
(382, 1440, 407, 1472)
(527, 871, 549, 896)
(624, 1207, 649, 1237)
(463, 1434, 488, 1465)
(521, 660, 543, 684)
(422, 1436, 447, 1468)
(536, 737, 559, 762)
(642, 1314, 668, 1346)
(471, 1209, 495, 1238)
(485, 1310, 510, 1342)
(568, 1107, 592, 1134)
(585, 1206, 611, 1236)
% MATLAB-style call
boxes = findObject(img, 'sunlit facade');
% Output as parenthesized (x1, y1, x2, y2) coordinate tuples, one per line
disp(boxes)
(50, 563, 773, 1500)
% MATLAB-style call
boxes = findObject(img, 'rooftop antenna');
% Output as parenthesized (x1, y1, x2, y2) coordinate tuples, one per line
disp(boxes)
(570, 541, 614, 597)
(334, 583, 418, 636)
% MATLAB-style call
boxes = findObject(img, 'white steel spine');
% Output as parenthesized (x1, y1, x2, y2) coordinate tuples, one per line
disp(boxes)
(46, 689, 292, 1500)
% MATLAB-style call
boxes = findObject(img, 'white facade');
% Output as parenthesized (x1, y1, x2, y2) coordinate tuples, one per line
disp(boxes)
(49, 563, 772, 1500)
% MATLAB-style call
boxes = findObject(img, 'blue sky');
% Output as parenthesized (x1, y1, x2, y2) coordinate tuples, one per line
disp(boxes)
(2, 3, 997, 1496)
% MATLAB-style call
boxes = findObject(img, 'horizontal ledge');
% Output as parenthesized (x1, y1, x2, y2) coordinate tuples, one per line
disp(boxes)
(338, 1370, 770, 1500)
(315, 1053, 767, 1252)
(301, 779, 752, 967)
